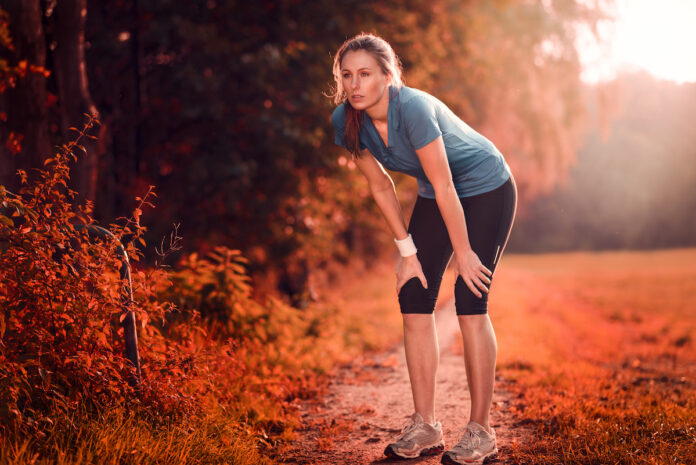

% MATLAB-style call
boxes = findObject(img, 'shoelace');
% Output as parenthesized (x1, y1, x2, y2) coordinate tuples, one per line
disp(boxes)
(454, 425, 482, 450)
(397, 417, 421, 441)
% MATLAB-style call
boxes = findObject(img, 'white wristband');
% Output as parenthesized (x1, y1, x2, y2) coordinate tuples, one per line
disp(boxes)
(394, 233, 418, 257)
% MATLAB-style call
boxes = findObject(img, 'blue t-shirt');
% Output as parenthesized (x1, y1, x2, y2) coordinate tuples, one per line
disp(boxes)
(331, 84, 511, 198)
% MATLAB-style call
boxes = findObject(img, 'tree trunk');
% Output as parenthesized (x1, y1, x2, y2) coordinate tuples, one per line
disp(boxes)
(53, 0, 102, 205)
(0, 0, 52, 192)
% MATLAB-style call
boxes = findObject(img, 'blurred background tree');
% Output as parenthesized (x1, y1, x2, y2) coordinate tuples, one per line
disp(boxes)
(509, 71, 696, 251)
(0, 0, 101, 206)
(0, 0, 52, 187)
(2, 0, 694, 303)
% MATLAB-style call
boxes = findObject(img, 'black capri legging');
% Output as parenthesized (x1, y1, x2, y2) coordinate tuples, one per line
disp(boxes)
(398, 175, 517, 316)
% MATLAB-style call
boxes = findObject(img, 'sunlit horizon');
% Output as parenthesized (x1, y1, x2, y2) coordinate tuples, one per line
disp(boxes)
(578, 0, 696, 84)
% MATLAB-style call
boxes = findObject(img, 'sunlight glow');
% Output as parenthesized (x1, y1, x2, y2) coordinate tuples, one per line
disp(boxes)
(578, 0, 696, 84)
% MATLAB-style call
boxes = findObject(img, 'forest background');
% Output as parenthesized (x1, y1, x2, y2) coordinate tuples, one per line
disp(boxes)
(3, 0, 695, 306)
(1, 1, 695, 464)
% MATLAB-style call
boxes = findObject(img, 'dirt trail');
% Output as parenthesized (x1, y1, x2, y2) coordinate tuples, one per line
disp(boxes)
(284, 290, 531, 464)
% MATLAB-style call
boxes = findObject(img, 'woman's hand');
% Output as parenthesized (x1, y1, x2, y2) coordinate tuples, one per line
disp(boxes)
(395, 254, 428, 294)
(454, 249, 492, 298)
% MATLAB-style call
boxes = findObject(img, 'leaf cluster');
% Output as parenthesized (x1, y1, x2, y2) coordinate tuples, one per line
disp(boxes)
(0, 116, 202, 436)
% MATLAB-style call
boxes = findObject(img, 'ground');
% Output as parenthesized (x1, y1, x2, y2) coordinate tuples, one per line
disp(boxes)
(284, 268, 533, 464)
(283, 249, 696, 464)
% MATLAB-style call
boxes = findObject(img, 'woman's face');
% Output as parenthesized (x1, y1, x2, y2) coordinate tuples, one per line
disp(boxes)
(340, 49, 390, 111)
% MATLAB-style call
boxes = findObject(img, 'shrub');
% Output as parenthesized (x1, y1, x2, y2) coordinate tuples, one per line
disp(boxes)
(0, 116, 209, 436)
(0, 115, 384, 463)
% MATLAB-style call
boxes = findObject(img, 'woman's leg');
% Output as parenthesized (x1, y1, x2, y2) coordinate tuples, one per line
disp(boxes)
(454, 176, 517, 432)
(458, 314, 497, 431)
(399, 196, 454, 424)
(402, 313, 439, 425)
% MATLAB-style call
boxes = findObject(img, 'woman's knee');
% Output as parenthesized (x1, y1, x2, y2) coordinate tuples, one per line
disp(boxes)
(457, 313, 490, 331)
(402, 313, 435, 331)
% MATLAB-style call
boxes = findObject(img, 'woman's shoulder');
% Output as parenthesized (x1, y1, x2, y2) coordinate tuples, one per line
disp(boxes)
(397, 85, 434, 101)
(396, 86, 440, 118)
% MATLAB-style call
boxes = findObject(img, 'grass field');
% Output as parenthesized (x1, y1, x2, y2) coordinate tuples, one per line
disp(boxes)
(483, 248, 696, 464)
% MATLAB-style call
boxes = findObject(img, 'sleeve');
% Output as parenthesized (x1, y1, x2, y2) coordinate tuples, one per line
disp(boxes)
(331, 104, 367, 151)
(403, 96, 443, 150)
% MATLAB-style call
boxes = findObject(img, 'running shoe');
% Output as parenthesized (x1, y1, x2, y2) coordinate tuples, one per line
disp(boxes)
(441, 421, 498, 464)
(383, 412, 445, 459)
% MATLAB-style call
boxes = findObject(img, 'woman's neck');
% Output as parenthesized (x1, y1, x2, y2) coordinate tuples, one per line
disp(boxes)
(364, 85, 390, 124)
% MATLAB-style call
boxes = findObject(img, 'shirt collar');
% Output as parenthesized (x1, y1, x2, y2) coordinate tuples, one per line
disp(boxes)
(389, 84, 401, 137)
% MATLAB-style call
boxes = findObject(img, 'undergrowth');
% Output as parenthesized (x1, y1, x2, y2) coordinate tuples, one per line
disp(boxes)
(0, 116, 389, 464)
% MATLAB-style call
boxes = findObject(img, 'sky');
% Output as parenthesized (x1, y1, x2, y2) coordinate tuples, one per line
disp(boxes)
(578, 0, 696, 84)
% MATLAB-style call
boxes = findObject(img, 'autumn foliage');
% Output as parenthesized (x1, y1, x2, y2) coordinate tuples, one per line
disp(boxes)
(0, 116, 193, 433)
(0, 117, 394, 463)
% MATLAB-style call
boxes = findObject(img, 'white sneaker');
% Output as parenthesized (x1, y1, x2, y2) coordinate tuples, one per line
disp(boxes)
(441, 421, 498, 464)
(384, 412, 445, 459)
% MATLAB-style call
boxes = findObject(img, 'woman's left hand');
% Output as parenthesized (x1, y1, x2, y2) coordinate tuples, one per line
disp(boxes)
(453, 249, 492, 298)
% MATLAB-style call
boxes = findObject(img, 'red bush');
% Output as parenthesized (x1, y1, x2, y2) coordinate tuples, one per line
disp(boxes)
(0, 116, 229, 435)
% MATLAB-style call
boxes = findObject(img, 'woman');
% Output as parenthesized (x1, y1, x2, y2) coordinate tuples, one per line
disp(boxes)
(329, 33, 516, 465)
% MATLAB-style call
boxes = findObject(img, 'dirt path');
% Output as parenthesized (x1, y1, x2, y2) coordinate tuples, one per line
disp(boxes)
(284, 290, 531, 464)
(282, 250, 696, 464)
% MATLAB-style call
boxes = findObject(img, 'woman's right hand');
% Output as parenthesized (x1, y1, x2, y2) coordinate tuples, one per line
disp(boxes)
(395, 254, 429, 294)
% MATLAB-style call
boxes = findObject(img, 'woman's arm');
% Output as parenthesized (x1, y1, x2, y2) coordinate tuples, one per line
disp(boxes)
(414, 136, 492, 297)
(352, 148, 409, 240)
(352, 148, 428, 292)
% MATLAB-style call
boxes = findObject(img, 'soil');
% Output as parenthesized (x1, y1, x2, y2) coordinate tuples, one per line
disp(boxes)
(283, 293, 533, 465)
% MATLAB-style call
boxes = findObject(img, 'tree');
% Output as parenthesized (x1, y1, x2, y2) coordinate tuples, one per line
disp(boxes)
(0, 1, 52, 192)
(2, 0, 613, 301)
(79, 0, 609, 298)
(52, 0, 103, 206)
